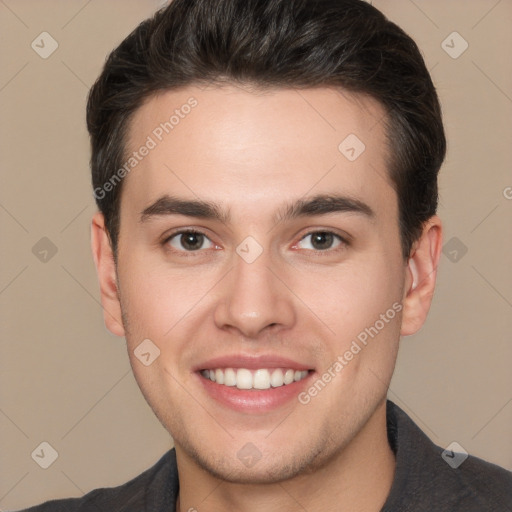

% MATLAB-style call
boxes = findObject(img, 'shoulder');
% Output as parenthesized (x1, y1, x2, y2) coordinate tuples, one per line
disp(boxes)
(12, 450, 178, 512)
(419, 447, 512, 510)
(384, 401, 512, 511)
(454, 451, 512, 504)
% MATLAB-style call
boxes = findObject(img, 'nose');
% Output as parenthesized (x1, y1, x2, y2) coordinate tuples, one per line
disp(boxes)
(213, 247, 296, 339)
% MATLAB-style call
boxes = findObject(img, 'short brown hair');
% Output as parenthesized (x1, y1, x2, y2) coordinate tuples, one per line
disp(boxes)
(87, 0, 446, 260)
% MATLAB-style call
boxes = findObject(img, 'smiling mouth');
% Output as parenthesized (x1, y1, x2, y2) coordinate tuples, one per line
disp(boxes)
(199, 368, 311, 390)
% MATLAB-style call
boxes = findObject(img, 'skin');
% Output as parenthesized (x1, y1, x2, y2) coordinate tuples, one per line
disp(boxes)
(91, 84, 442, 512)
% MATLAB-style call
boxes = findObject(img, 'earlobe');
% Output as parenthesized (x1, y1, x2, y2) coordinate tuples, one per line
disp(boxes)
(91, 212, 125, 337)
(400, 216, 443, 337)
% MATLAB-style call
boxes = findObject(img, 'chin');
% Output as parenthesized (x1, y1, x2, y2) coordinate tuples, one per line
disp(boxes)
(178, 434, 334, 485)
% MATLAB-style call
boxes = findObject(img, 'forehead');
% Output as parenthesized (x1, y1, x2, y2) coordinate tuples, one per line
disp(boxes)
(122, 84, 394, 222)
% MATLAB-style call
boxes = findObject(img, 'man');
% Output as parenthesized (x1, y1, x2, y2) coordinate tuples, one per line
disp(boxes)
(19, 0, 512, 510)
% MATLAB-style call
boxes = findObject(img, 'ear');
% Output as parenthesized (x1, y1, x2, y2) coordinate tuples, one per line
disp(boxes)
(400, 215, 443, 336)
(91, 211, 125, 337)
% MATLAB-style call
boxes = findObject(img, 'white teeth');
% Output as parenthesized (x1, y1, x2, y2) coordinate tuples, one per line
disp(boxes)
(294, 370, 308, 382)
(200, 367, 309, 389)
(215, 368, 224, 384)
(253, 369, 271, 390)
(270, 369, 284, 387)
(236, 369, 253, 390)
(224, 368, 237, 386)
(284, 369, 295, 385)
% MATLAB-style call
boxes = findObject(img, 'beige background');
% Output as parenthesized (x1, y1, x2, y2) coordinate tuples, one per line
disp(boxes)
(1, 0, 511, 509)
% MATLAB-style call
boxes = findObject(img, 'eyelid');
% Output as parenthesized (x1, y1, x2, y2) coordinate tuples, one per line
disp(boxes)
(162, 228, 218, 255)
(293, 230, 350, 252)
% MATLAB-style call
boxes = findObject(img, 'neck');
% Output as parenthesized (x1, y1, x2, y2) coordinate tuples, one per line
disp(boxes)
(176, 400, 395, 512)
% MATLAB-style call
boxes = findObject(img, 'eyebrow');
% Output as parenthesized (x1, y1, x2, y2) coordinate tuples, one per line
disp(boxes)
(139, 193, 375, 224)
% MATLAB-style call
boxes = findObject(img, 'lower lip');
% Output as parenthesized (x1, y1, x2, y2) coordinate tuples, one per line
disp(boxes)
(197, 372, 314, 413)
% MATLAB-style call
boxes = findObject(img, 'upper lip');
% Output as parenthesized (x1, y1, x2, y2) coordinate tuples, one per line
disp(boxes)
(193, 354, 313, 372)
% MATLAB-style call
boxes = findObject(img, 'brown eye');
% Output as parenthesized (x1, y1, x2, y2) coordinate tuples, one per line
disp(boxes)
(167, 231, 213, 251)
(297, 231, 344, 251)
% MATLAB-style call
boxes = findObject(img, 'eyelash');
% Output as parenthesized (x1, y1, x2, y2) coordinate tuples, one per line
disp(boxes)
(161, 229, 349, 257)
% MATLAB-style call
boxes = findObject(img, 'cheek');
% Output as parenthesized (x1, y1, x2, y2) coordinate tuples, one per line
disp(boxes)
(117, 255, 212, 342)
(295, 263, 402, 410)
(296, 257, 403, 339)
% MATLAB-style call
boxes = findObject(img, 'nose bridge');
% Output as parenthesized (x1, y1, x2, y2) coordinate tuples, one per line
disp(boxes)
(213, 240, 295, 337)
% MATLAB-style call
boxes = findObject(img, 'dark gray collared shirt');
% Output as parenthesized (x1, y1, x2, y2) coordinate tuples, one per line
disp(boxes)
(15, 401, 512, 511)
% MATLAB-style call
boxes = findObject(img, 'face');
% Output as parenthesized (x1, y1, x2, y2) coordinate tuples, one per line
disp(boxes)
(94, 84, 423, 483)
